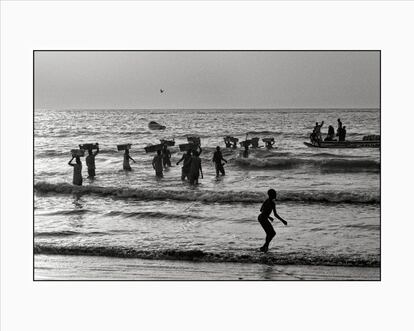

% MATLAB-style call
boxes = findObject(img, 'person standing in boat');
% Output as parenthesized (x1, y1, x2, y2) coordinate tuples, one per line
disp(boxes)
(123, 149, 136, 171)
(338, 125, 347, 142)
(68, 156, 83, 186)
(312, 121, 324, 145)
(336, 118, 343, 138)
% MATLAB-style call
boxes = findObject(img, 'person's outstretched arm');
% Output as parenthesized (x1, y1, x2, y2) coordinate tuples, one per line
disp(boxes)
(94, 144, 99, 156)
(68, 157, 75, 166)
(273, 205, 287, 225)
(176, 155, 185, 165)
(128, 155, 136, 163)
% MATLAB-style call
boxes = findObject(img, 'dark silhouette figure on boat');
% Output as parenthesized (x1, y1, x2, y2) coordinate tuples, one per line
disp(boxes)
(212, 146, 227, 177)
(311, 121, 324, 145)
(336, 118, 343, 138)
(68, 156, 83, 186)
(324, 125, 336, 141)
(258, 189, 287, 253)
(338, 125, 347, 142)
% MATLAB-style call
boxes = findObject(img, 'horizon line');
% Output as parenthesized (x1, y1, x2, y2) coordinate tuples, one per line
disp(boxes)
(35, 106, 380, 111)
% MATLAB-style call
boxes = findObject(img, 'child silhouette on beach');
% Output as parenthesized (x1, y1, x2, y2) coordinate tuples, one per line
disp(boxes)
(258, 189, 287, 252)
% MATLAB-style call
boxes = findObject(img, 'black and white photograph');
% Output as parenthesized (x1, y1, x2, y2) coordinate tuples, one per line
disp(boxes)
(33, 51, 380, 280)
(4, 1, 414, 330)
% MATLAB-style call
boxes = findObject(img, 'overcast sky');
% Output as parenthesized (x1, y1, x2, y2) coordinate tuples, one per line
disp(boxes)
(35, 51, 379, 110)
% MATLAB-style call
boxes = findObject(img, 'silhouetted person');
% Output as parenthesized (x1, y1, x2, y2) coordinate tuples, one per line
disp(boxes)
(68, 156, 83, 186)
(189, 150, 203, 185)
(324, 125, 335, 141)
(336, 118, 343, 138)
(152, 150, 163, 178)
(85, 144, 99, 178)
(311, 121, 324, 145)
(176, 150, 192, 180)
(212, 146, 227, 177)
(162, 144, 171, 168)
(123, 149, 135, 171)
(258, 189, 287, 253)
(339, 125, 347, 141)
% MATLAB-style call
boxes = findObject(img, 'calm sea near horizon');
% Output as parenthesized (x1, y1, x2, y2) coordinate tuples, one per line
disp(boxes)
(34, 108, 380, 280)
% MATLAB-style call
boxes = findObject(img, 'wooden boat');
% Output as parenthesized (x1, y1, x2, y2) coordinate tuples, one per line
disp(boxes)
(148, 121, 166, 130)
(304, 140, 380, 148)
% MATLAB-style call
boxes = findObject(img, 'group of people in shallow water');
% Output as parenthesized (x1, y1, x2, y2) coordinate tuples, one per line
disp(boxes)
(69, 151, 286, 252)
(310, 118, 347, 145)
(68, 144, 100, 186)
(67, 142, 289, 253)
(68, 143, 230, 187)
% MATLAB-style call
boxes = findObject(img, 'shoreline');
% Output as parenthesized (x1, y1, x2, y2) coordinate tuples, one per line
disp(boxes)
(35, 254, 380, 281)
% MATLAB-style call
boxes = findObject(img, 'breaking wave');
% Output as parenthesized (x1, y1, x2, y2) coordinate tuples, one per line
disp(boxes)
(105, 210, 207, 220)
(34, 182, 380, 204)
(234, 157, 380, 173)
(34, 244, 380, 267)
(35, 231, 108, 238)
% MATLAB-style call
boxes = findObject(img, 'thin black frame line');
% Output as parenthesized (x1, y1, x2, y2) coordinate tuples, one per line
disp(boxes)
(379, 51, 381, 281)
(33, 49, 380, 52)
(32, 50, 381, 282)
(33, 51, 35, 281)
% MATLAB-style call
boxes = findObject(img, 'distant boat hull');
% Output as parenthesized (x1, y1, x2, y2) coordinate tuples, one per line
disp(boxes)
(304, 140, 380, 148)
(148, 121, 166, 130)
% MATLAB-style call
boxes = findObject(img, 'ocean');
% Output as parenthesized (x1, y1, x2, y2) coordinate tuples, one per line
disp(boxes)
(34, 108, 380, 280)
